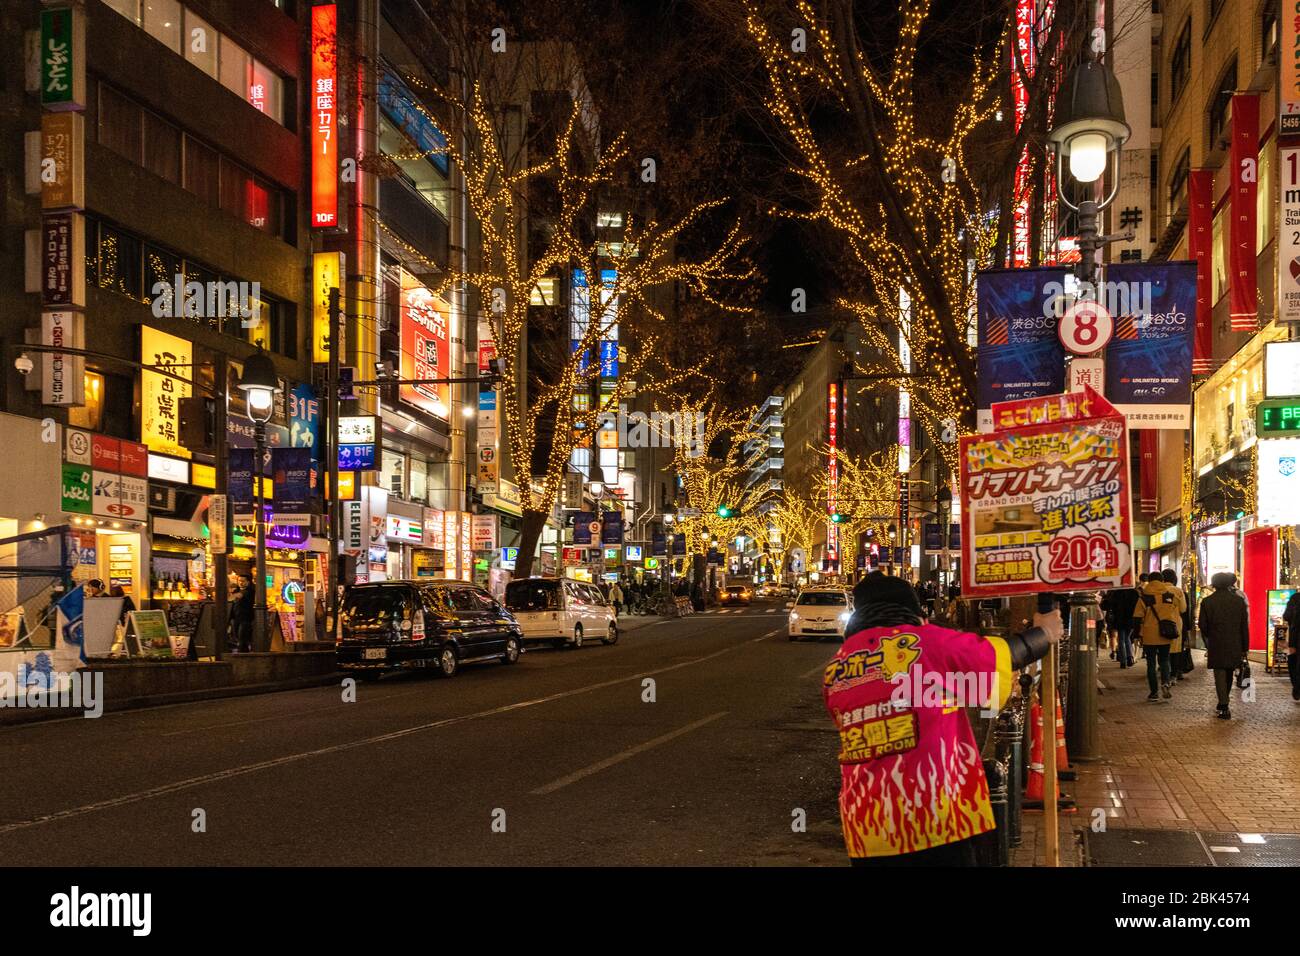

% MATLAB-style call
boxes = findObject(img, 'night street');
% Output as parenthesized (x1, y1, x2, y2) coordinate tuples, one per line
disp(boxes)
(0, 605, 847, 866)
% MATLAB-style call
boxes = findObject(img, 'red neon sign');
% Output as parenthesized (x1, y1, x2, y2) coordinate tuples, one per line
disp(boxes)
(311, 3, 339, 229)
(827, 381, 839, 558)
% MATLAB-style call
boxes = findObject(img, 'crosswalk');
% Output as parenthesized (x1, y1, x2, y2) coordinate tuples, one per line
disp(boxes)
(704, 607, 781, 614)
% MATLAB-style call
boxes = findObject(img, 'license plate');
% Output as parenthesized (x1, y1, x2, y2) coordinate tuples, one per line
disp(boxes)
(363, 648, 387, 660)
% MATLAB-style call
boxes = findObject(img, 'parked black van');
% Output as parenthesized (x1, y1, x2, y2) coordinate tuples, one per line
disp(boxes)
(336, 580, 523, 678)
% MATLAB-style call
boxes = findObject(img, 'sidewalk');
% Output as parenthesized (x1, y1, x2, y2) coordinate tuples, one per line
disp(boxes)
(1014, 648, 1300, 864)
(615, 614, 666, 633)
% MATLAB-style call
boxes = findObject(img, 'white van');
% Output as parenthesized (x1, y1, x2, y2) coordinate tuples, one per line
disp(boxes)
(503, 577, 619, 649)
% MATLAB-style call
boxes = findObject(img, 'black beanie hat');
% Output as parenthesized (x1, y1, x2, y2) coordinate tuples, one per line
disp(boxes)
(852, 571, 922, 616)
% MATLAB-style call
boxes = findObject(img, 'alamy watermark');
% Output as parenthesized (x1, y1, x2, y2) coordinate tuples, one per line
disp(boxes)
(597, 408, 707, 458)
(150, 274, 261, 327)
(0, 669, 103, 718)
(1040, 278, 1181, 331)
(890, 668, 1003, 718)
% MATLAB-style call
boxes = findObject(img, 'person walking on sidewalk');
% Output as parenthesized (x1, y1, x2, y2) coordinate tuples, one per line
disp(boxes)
(822, 572, 1058, 866)
(1133, 570, 1186, 702)
(1284, 590, 1300, 702)
(608, 580, 624, 617)
(1104, 581, 1140, 668)
(1197, 572, 1250, 719)
(1162, 569, 1195, 680)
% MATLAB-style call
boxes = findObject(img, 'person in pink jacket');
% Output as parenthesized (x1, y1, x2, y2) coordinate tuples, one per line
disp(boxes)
(823, 572, 1056, 866)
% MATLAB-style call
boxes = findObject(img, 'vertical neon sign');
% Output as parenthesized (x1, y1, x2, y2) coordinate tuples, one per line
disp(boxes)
(311, 3, 338, 228)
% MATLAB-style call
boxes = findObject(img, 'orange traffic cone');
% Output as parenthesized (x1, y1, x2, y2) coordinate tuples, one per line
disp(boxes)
(1054, 699, 1076, 782)
(1023, 698, 1076, 811)
(1024, 700, 1045, 806)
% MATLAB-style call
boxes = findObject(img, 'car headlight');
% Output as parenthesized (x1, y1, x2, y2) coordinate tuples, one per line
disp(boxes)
(789, 611, 799, 621)
(839, 611, 851, 623)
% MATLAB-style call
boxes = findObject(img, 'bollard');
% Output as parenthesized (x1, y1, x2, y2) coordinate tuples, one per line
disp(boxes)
(995, 706, 1024, 847)
(1065, 596, 1099, 761)
(977, 757, 1010, 866)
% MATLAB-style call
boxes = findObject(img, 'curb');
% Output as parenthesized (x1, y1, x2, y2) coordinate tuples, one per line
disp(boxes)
(0, 672, 343, 727)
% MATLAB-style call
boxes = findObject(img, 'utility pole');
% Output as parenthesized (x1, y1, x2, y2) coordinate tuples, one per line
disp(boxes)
(326, 286, 342, 639)
(213, 354, 228, 660)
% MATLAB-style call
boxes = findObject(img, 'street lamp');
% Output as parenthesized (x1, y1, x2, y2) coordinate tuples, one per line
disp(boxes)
(237, 347, 281, 653)
(1047, 58, 1131, 285)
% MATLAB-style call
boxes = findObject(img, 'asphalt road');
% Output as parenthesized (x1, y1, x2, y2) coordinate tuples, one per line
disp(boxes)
(0, 601, 850, 866)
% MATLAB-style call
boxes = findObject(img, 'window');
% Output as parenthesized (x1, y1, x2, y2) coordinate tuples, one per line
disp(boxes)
(249, 59, 283, 125)
(1212, 204, 1228, 302)
(103, 0, 140, 24)
(1262, 1, 1280, 61)
(183, 10, 218, 78)
(219, 160, 252, 221)
(99, 84, 143, 163)
(144, 244, 180, 312)
(97, 224, 142, 300)
(1208, 0, 1226, 25)
(143, 110, 181, 184)
(183, 135, 221, 207)
(409, 458, 428, 503)
(1170, 19, 1192, 104)
(1168, 147, 1190, 218)
(142, 0, 182, 53)
(1207, 60, 1237, 147)
(1258, 134, 1275, 251)
(218, 35, 251, 100)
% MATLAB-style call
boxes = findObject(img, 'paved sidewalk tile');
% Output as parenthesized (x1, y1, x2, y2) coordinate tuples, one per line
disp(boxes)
(1066, 650, 1300, 838)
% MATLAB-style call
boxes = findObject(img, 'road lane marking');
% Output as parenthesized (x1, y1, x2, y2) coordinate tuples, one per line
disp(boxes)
(0, 627, 783, 836)
(529, 712, 728, 795)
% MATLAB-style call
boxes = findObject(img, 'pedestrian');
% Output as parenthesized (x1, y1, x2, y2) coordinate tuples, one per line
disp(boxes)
(109, 584, 135, 626)
(1107, 579, 1140, 668)
(1284, 589, 1300, 702)
(1132, 568, 1187, 702)
(231, 574, 255, 653)
(1162, 569, 1194, 680)
(1197, 572, 1250, 719)
(609, 579, 624, 616)
(85, 578, 105, 598)
(823, 571, 1057, 866)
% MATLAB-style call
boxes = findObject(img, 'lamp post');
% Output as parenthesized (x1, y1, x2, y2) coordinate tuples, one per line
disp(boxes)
(237, 348, 282, 654)
(1047, 58, 1132, 288)
(937, 485, 952, 596)
(1045, 56, 1131, 764)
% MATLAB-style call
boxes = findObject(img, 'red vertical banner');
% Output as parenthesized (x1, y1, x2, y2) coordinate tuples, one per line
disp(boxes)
(1241, 527, 1276, 653)
(310, 3, 339, 229)
(1229, 93, 1259, 332)
(1138, 430, 1157, 516)
(1188, 169, 1214, 373)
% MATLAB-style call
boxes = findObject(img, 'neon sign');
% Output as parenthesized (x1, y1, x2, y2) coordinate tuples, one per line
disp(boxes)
(310, 4, 338, 228)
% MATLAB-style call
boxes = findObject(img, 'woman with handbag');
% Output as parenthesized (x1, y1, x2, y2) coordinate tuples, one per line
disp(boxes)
(1133, 570, 1187, 702)
(1197, 572, 1250, 719)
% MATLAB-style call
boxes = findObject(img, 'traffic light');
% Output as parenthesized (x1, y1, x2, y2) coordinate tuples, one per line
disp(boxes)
(829, 512, 848, 524)
(716, 505, 736, 518)
(179, 396, 215, 454)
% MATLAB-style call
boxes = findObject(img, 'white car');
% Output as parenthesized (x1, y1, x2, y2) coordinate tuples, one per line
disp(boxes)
(503, 577, 619, 648)
(787, 587, 854, 641)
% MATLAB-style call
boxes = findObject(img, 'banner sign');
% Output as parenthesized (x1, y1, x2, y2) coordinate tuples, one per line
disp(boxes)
(672, 534, 686, 556)
(1286, 7, 1300, 135)
(471, 514, 498, 551)
(310, 3, 338, 228)
(271, 447, 312, 525)
(140, 326, 192, 458)
(652, 532, 666, 556)
(41, 111, 85, 210)
(41, 212, 84, 308)
(40, 6, 85, 111)
(1257, 438, 1300, 526)
(1228, 93, 1259, 332)
(311, 252, 344, 362)
(976, 267, 1068, 431)
(229, 448, 254, 523)
(1102, 260, 1196, 429)
(209, 494, 228, 555)
(399, 271, 450, 418)
(288, 382, 321, 459)
(1188, 169, 1215, 368)
(41, 310, 84, 406)
(601, 510, 624, 545)
(61, 463, 90, 515)
(573, 512, 594, 545)
(960, 386, 1134, 597)
(1279, 146, 1300, 324)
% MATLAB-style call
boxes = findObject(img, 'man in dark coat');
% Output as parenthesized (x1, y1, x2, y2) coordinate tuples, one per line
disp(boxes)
(1197, 572, 1250, 719)
(1104, 582, 1141, 668)
(1284, 590, 1300, 702)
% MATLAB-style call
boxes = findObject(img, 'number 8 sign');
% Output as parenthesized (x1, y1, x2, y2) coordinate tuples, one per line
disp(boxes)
(1059, 299, 1113, 355)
